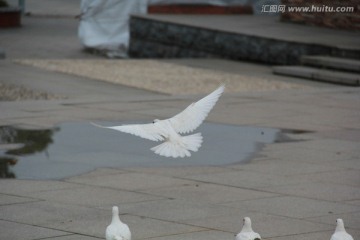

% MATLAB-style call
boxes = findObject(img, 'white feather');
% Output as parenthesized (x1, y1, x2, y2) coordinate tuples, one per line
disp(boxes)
(92, 85, 224, 158)
(168, 85, 225, 134)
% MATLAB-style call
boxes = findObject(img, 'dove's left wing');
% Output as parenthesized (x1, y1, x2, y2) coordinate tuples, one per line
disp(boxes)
(167, 85, 224, 134)
(91, 122, 164, 142)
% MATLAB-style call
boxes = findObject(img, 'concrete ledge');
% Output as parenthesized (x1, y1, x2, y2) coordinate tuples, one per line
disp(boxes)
(129, 14, 360, 65)
(301, 56, 360, 72)
(273, 66, 360, 86)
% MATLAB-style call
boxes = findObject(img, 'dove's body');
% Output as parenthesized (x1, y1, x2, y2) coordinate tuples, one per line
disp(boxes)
(150, 119, 203, 158)
(106, 206, 131, 240)
(93, 85, 224, 158)
(331, 219, 354, 240)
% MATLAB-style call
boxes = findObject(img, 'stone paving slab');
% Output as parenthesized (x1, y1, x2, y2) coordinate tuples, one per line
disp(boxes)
(222, 196, 360, 219)
(115, 198, 241, 223)
(67, 172, 197, 191)
(24, 185, 163, 208)
(185, 212, 332, 238)
(139, 182, 279, 204)
(228, 158, 343, 176)
(144, 230, 235, 240)
(184, 169, 314, 190)
(0, 220, 69, 240)
(261, 182, 360, 202)
(41, 235, 102, 240)
(308, 212, 360, 230)
(0, 193, 38, 206)
(0, 179, 81, 196)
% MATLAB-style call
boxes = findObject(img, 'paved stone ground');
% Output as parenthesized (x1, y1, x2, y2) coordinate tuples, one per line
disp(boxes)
(1, 1, 360, 239)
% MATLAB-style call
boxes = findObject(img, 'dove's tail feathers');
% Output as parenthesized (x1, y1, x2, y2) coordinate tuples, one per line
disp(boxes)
(182, 133, 203, 152)
(151, 133, 203, 158)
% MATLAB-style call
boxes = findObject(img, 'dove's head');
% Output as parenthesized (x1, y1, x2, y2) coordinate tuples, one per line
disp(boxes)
(112, 206, 119, 216)
(153, 119, 160, 123)
(242, 217, 253, 231)
(335, 219, 345, 232)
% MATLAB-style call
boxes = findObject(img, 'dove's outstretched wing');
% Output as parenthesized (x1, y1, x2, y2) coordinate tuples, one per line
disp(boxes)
(91, 122, 164, 142)
(168, 85, 225, 134)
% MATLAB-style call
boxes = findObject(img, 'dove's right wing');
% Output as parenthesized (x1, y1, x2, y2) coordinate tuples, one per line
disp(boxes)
(91, 122, 164, 142)
(167, 85, 225, 134)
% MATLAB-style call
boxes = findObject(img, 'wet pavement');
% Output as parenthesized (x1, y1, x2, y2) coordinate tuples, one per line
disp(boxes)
(1, 1, 360, 239)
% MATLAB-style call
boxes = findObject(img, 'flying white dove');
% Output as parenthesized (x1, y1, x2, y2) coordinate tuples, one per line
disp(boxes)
(330, 219, 354, 240)
(93, 85, 225, 158)
(235, 217, 261, 240)
(106, 206, 131, 240)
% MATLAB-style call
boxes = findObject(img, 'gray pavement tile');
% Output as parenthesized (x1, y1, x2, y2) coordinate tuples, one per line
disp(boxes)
(345, 200, 360, 206)
(66, 168, 126, 178)
(76, 101, 158, 113)
(330, 158, 360, 170)
(124, 165, 232, 178)
(229, 158, 342, 176)
(257, 119, 339, 132)
(66, 172, 197, 191)
(0, 105, 43, 120)
(0, 220, 69, 240)
(297, 169, 360, 187)
(222, 196, 360, 219)
(0, 179, 80, 196)
(267, 230, 333, 240)
(184, 169, 312, 190)
(307, 211, 360, 230)
(122, 215, 205, 239)
(261, 182, 360, 202)
(0, 193, 38, 206)
(144, 230, 235, 240)
(261, 144, 354, 164)
(139, 182, 278, 204)
(284, 138, 360, 153)
(314, 129, 360, 142)
(278, 113, 360, 130)
(40, 235, 102, 240)
(0, 200, 206, 239)
(116, 199, 240, 222)
(24, 185, 164, 208)
(186, 212, 332, 238)
(0, 201, 108, 238)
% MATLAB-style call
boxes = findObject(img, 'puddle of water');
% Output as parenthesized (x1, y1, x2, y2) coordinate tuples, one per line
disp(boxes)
(0, 122, 288, 180)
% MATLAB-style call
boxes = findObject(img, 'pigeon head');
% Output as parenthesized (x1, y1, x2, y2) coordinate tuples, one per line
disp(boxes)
(112, 206, 119, 216)
(111, 206, 122, 224)
(242, 217, 253, 231)
(335, 219, 345, 232)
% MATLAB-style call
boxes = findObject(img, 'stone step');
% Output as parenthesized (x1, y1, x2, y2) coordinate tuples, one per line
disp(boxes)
(273, 66, 360, 86)
(301, 56, 360, 73)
